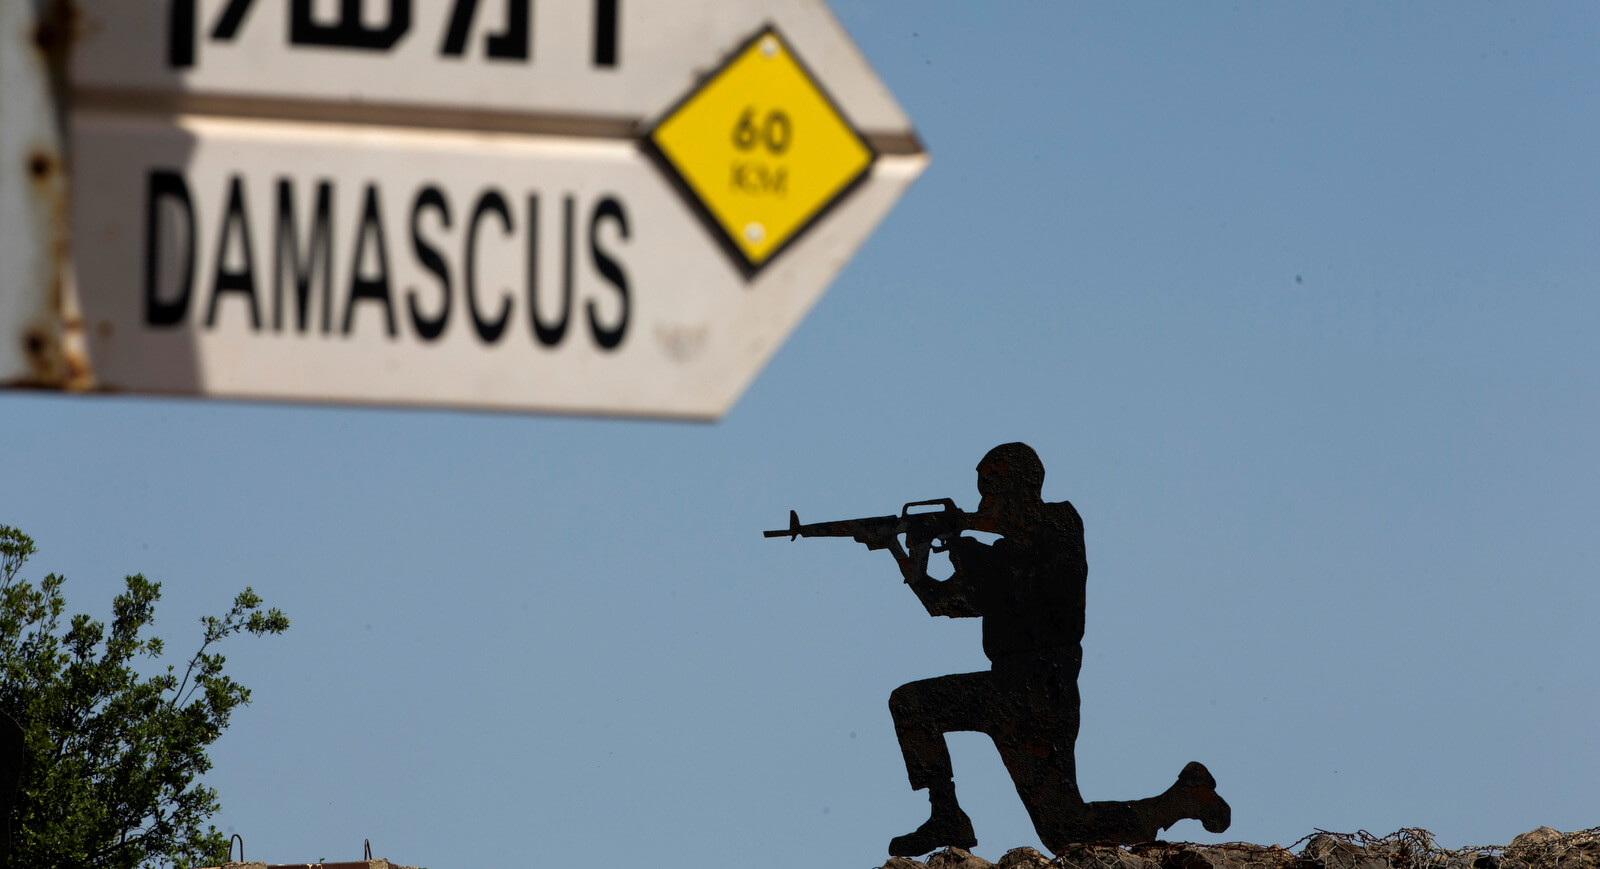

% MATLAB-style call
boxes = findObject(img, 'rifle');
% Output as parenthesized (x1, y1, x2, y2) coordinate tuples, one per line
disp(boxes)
(763, 499, 968, 553)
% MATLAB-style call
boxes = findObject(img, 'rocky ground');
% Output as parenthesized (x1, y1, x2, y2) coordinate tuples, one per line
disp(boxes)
(880, 827, 1600, 869)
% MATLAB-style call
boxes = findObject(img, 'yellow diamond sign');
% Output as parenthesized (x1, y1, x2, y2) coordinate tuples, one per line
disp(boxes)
(647, 27, 876, 274)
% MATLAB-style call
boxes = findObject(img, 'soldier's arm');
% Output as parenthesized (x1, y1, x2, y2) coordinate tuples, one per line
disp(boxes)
(891, 537, 980, 618)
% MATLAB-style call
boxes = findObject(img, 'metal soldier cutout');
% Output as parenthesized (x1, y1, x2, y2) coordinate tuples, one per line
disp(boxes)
(767, 443, 1231, 856)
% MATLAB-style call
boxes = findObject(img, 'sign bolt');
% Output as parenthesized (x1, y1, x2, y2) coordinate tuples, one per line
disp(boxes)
(743, 222, 767, 244)
(760, 36, 780, 58)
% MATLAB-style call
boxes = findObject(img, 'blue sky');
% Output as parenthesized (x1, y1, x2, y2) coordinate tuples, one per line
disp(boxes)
(4, 3, 1598, 866)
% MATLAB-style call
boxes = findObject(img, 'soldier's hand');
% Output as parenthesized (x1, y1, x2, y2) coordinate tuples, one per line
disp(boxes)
(897, 538, 933, 583)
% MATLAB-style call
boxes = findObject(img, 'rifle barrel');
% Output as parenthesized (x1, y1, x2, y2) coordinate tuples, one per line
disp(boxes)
(764, 503, 964, 543)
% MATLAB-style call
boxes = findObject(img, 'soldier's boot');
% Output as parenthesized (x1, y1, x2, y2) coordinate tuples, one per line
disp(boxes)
(1168, 761, 1231, 834)
(889, 781, 977, 857)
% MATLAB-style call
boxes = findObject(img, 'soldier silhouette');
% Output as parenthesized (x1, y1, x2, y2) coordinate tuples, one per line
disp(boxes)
(881, 443, 1230, 856)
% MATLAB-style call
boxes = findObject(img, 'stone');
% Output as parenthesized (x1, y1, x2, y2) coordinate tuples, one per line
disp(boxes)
(1498, 830, 1600, 869)
(879, 827, 1598, 869)
(1052, 843, 1105, 869)
(1434, 854, 1483, 869)
(927, 847, 997, 869)
(1162, 847, 1220, 869)
(1051, 842, 1154, 869)
(1206, 845, 1297, 869)
(1512, 830, 1566, 852)
(1556, 842, 1600, 869)
(1298, 836, 1389, 869)
(998, 847, 1055, 869)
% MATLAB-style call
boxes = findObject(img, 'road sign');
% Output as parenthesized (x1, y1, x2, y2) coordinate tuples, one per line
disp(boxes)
(3, 0, 925, 418)
(647, 27, 875, 273)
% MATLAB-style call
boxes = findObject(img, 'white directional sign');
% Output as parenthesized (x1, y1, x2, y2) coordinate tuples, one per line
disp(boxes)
(27, 0, 925, 417)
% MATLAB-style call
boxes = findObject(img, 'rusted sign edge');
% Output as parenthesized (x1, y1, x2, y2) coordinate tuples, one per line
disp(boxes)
(0, 0, 92, 390)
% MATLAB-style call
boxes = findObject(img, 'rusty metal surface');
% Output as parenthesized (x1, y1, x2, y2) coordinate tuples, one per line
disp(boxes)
(767, 443, 1232, 857)
(0, 0, 93, 390)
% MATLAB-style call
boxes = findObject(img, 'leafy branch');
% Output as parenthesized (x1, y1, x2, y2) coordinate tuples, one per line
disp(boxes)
(0, 525, 289, 869)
